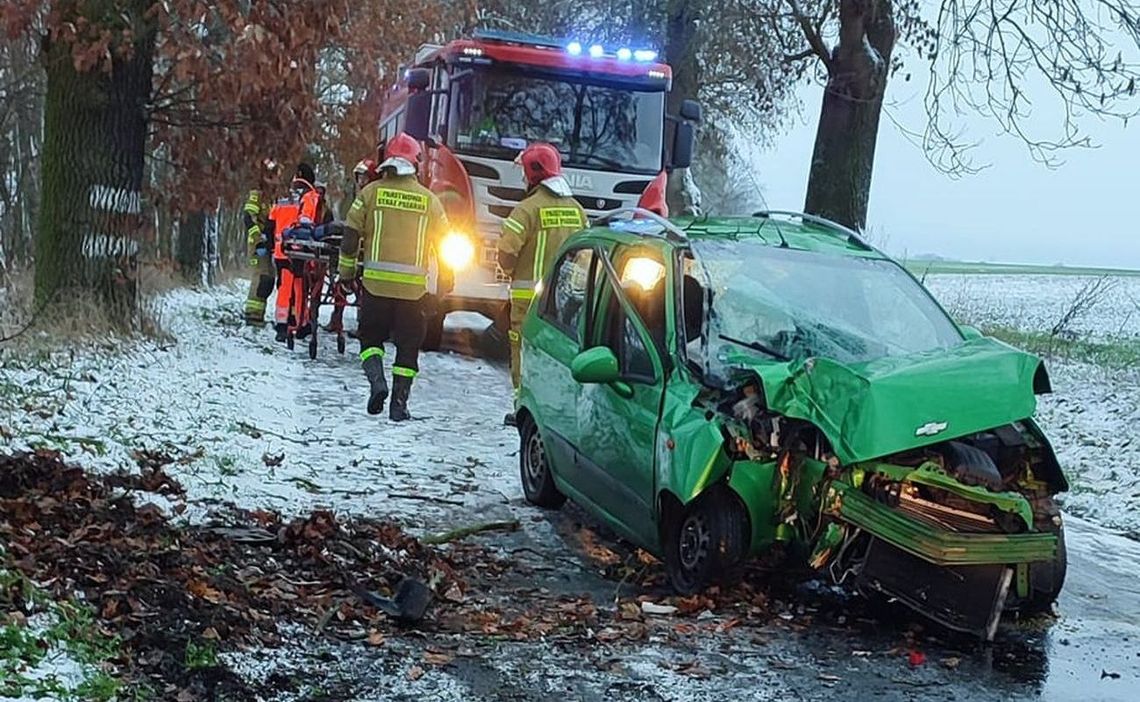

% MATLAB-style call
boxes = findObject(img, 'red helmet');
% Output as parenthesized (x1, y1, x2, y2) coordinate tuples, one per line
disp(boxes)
(517, 143, 562, 187)
(353, 158, 379, 185)
(354, 158, 378, 176)
(382, 133, 422, 171)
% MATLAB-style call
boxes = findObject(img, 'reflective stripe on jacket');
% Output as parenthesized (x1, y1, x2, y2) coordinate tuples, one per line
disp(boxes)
(243, 190, 271, 260)
(269, 189, 321, 260)
(497, 185, 586, 300)
(340, 174, 449, 300)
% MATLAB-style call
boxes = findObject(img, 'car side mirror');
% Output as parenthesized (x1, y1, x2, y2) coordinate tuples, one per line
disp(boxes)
(959, 324, 983, 340)
(571, 346, 621, 385)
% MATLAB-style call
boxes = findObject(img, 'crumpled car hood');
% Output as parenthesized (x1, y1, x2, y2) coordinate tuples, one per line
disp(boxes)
(741, 338, 1049, 465)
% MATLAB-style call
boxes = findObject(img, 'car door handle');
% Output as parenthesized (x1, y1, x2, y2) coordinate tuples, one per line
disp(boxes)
(610, 381, 635, 399)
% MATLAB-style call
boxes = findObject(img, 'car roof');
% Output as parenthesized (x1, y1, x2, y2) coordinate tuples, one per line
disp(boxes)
(581, 213, 889, 260)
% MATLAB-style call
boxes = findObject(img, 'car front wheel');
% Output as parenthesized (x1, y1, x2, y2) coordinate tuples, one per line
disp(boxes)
(519, 418, 566, 509)
(664, 486, 749, 595)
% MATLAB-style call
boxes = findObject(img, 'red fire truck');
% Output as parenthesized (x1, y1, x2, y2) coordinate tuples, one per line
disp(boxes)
(379, 29, 700, 347)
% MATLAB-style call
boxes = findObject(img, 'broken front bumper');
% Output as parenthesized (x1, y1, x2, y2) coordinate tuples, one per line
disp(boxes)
(825, 481, 1057, 566)
(824, 481, 1058, 639)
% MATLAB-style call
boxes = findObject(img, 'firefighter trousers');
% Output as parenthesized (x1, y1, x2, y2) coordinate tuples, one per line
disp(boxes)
(244, 254, 275, 323)
(358, 291, 426, 380)
(508, 297, 531, 389)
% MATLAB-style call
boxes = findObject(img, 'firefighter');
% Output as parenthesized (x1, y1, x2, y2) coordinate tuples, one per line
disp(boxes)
(352, 158, 379, 195)
(242, 159, 281, 324)
(269, 162, 322, 342)
(497, 143, 587, 425)
(338, 133, 450, 421)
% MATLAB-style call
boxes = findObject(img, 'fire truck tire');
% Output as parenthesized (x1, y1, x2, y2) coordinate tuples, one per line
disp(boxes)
(422, 312, 445, 351)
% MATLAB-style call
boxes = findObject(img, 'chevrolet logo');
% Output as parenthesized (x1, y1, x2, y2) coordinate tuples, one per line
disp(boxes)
(915, 421, 949, 437)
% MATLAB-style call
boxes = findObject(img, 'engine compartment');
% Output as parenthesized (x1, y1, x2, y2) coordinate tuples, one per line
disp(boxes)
(692, 376, 1066, 638)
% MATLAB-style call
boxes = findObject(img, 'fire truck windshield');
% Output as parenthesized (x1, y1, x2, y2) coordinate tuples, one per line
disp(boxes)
(448, 68, 665, 175)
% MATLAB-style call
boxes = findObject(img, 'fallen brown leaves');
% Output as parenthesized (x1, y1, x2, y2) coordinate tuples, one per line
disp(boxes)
(0, 451, 487, 697)
(0, 451, 782, 697)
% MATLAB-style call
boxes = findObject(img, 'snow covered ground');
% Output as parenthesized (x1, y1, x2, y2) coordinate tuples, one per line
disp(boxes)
(925, 273, 1140, 340)
(1, 281, 519, 535)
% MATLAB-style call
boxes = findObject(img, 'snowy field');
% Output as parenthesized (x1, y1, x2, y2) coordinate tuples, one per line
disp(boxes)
(925, 273, 1140, 340)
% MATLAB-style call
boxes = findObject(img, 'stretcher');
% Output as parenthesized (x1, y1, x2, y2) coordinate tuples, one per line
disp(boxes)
(280, 223, 357, 359)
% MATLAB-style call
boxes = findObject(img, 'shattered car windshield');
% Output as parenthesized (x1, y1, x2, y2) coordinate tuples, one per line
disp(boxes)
(690, 238, 964, 367)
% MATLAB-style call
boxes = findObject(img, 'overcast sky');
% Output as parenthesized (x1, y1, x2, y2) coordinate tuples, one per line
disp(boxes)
(758, 80, 1140, 270)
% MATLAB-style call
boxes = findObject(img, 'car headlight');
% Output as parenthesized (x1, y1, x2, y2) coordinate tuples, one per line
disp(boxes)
(440, 231, 475, 271)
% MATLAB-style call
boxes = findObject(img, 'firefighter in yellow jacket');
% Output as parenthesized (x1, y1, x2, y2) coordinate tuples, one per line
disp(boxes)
(242, 159, 281, 324)
(498, 143, 587, 424)
(338, 133, 450, 421)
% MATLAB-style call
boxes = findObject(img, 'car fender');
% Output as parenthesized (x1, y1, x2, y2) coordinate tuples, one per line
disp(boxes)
(656, 384, 731, 505)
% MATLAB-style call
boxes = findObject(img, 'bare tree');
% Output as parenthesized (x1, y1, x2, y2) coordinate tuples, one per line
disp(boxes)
(776, 1, 1140, 230)
(1050, 275, 1118, 339)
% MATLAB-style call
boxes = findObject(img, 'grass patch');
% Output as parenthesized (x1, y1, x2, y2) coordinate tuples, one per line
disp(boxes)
(184, 640, 218, 670)
(983, 326, 1140, 369)
(0, 569, 125, 701)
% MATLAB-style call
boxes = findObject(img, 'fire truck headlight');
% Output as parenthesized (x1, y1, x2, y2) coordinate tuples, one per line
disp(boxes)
(617, 48, 632, 61)
(634, 49, 658, 62)
(440, 232, 476, 271)
(567, 41, 583, 56)
(589, 44, 605, 58)
(621, 257, 665, 291)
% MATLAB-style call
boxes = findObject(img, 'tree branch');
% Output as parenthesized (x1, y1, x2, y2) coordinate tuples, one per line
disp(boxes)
(787, 0, 832, 69)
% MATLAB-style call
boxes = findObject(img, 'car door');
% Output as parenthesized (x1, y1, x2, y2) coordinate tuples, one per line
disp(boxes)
(574, 245, 670, 548)
(522, 244, 602, 486)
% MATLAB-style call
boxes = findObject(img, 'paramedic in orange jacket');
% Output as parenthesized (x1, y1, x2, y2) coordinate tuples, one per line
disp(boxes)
(269, 162, 323, 343)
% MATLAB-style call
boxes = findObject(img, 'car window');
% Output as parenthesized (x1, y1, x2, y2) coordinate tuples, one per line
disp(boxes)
(540, 247, 595, 342)
(613, 245, 667, 356)
(599, 278, 656, 382)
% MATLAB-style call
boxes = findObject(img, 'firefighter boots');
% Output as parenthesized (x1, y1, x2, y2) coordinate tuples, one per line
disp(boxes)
(390, 375, 412, 422)
(275, 323, 288, 343)
(363, 355, 389, 415)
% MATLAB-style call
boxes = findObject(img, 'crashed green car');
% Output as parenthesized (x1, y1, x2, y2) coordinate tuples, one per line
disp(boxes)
(514, 210, 1066, 640)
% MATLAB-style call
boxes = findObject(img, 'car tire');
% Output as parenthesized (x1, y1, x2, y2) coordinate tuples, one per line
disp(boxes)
(519, 417, 565, 509)
(664, 486, 749, 595)
(1025, 500, 1067, 612)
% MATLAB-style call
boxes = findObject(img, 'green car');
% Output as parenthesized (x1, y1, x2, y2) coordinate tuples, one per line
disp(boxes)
(514, 210, 1067, 640)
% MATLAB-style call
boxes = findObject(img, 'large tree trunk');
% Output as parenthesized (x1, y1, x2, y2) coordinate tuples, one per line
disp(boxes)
(34, 1, 154, 325)
(803, 0, 896, 231)
(662, 0, 702, 215)
(176, 211, 206, 284)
